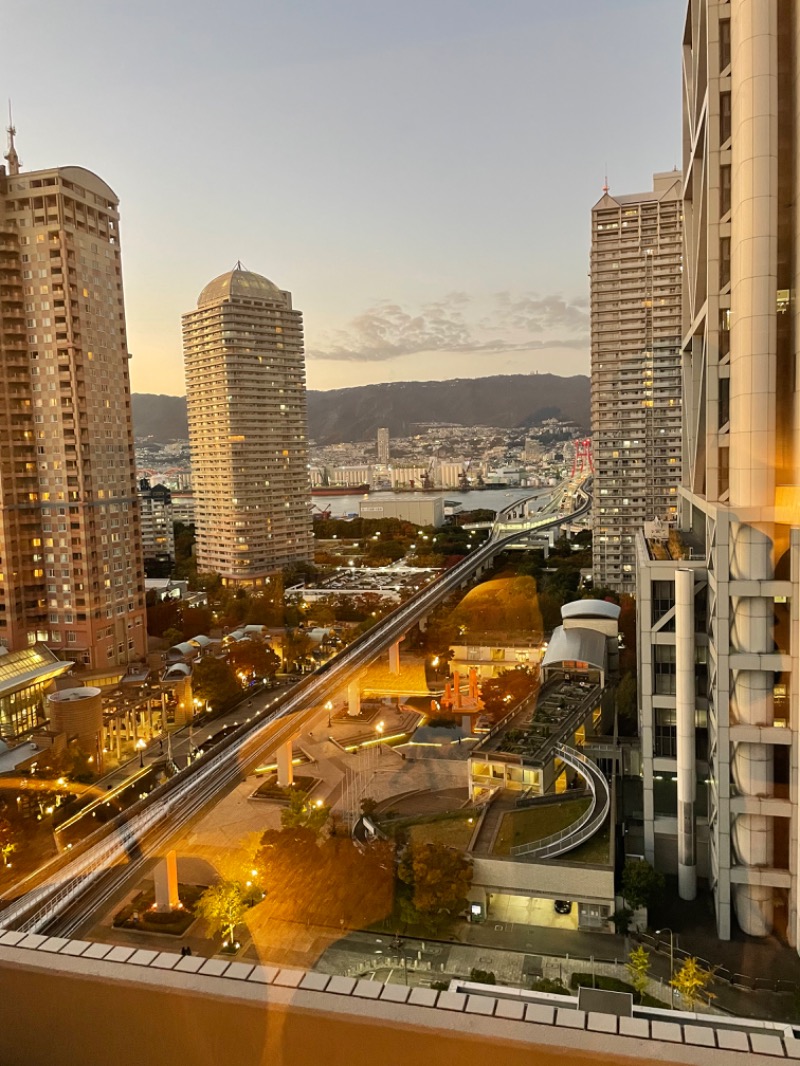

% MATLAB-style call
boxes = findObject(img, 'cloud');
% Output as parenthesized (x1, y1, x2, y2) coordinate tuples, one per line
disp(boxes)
(493, 292, 589, 333)
(308, 290, 588, 363)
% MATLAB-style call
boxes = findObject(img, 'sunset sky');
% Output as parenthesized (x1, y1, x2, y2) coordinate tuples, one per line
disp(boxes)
(5, 0, 683, 394)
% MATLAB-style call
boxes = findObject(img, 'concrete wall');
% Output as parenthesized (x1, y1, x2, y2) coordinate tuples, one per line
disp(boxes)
(0, 939, 787, 1066)
(472, 856, 615, 908)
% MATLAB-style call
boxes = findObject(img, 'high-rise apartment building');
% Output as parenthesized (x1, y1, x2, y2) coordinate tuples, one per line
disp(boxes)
(183, 265, 313, 585)
(0, 132, 146, 668)
(377, 426, 390, 464)
(637, 0, 800, 946)
(138, 478, 174, 574)
(591, 172, 683, 592)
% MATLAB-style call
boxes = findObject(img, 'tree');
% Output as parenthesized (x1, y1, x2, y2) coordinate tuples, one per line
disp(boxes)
(670, 957, 716, 1010)
(162, 626, 185, 647)
(616, 672, 638, 736)
(181, 604, 213, 636)
(626, 945, 651, 998)
(227, 639, 280, 683)
(398, 842, 472, 930)
(0, 816, 20, 868)
(282, 628, 314, 672)
(191, 656, 240, 710)
(479, 668, 538, 720)
(195, 880, 255, 943)
(612, 907, 633, 935)
(280, 788, 330, 835)
(360, 796, 378, 817)
(621, 858, 664, 910)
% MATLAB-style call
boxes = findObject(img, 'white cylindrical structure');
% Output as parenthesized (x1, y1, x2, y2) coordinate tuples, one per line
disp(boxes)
(276, 740, 294, 788)
(728, 0, 779, 937)
(347, 679, 361, 718)
(675, 568, 697, 900)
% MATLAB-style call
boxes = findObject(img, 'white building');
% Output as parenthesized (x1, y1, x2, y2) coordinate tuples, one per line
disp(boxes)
(637, 0, 800, 946)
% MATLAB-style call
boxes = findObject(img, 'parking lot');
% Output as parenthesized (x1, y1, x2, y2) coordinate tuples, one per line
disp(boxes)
(486, 892, 579, 931)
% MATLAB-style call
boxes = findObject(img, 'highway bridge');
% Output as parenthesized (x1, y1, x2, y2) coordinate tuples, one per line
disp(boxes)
(0, 481, 591, 936)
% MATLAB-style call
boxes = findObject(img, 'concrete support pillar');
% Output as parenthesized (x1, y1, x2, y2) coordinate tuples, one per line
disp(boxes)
(115, 717, 121, 761)
(676, 567, 697, 900)
(727, 0, 779, 940)
(276, 740, 294, 788)
(453, 671, 462, 709)
(154, 850, 179, 912)
(161, 691, 168, 729)
(388, 640, 401, 675)
(347, 679, 361, 717)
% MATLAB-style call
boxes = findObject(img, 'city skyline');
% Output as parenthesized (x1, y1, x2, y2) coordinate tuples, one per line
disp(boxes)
(2, 0, 684, 395)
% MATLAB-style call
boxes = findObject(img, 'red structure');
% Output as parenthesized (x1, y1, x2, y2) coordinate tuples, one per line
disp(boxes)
(571, 438, 594, 476)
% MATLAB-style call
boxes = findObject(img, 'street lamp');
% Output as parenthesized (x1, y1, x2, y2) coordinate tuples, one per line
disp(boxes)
(325, 701, 333, 728)
(135, 737, 146, 769)
(656, 927, 675, 1009)
(376, 720, 385, 756)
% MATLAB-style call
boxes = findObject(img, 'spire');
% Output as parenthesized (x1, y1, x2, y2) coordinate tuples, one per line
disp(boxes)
(5, 101, 20, 176)
(602, 165, 609, 195)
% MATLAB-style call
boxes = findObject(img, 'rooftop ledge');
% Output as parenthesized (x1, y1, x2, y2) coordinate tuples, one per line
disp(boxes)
(0, 928, 797, 1065)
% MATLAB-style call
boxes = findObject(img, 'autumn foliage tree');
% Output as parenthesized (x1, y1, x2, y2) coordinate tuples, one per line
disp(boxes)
(191, 656, 240, 710)
(227, 639, 280, 682)
(670, 957, 716, 1009)
(398, 842, 472, 931)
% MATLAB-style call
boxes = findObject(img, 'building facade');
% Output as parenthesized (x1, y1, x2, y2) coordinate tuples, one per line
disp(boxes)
(638, 0, 800, 946)
(591, 172, 683, 593)
(0, 135, 147, 668)
(138, 478, 175, 573)
(376, 427, 389, 464)
(183, 265, 313, 585)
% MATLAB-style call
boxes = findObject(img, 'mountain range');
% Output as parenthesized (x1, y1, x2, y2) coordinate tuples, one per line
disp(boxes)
(131, 373, 590, 445)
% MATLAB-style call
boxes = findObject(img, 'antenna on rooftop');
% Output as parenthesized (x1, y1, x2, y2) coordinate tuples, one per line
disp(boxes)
(5, 99, 20, 175)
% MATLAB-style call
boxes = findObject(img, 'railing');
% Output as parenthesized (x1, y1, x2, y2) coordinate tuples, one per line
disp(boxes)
(510, 744, 610, 860)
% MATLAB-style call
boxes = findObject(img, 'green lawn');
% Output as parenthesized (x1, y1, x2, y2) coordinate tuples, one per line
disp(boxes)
(492, 798, 591, 855)
(379, 811, 477, 850)
(564, 823, 611, 865)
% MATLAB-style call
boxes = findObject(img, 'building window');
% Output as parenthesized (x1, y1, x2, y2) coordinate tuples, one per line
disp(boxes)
(719, 18, 731, 72)
(654, 644, 677, 695)
(720, 92, 731, 143)
(720, 165, 731, 217)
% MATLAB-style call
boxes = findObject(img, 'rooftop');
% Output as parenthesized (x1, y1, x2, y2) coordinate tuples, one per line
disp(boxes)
(197, 263, 283, 307)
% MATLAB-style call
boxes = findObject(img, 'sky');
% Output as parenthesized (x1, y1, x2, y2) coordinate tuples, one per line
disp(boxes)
(4, 0, 685, 395)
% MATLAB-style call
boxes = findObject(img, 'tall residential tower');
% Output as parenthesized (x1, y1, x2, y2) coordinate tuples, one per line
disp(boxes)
(183, 265, 313, 585)
(591, 172, 683, 592)
(638, 0, 800, 946)
(0, 132, 146, 668)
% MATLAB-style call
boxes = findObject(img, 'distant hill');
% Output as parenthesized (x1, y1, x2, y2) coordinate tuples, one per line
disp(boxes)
(131, 394, 189, 442)
(131, 373, 589, 444)
(306, 374, 590, 444)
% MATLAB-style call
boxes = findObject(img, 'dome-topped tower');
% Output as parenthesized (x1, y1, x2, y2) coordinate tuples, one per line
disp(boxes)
(197, 261, 284, 306)
(183, 265, 313, 585)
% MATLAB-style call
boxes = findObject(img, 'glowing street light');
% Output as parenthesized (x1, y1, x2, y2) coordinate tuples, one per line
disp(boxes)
(325, 700, 334, 727)
(376, 720, 385, 756)
(135, 737, 147, 769)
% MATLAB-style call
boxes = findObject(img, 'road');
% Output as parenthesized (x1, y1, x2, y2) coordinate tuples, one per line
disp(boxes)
(0, 481, 591, 936)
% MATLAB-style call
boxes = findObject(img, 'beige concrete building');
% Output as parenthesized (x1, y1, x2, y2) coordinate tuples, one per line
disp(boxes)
(637, 0, 800, 946)
(0, 133, 147, 668)
(591, 172, 683, 592)
(183, 265, 313, 585)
